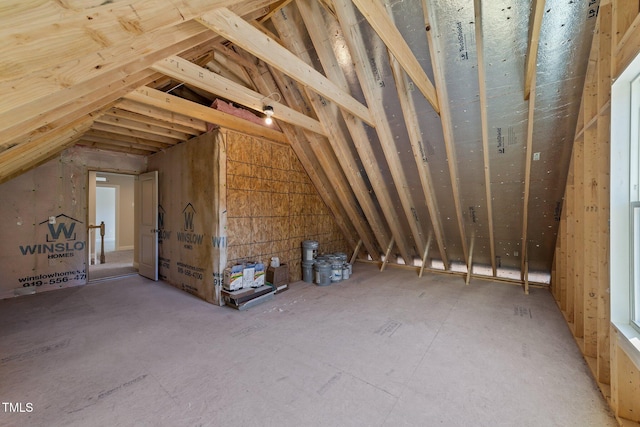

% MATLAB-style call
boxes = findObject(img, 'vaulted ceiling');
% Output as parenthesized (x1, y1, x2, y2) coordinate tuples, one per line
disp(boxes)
(1, 0, 598, 282)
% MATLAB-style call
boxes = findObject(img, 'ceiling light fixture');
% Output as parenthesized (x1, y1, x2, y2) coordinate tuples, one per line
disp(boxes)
(263, 105, 274, 125)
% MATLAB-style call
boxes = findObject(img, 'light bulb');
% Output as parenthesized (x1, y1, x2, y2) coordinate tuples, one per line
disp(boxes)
(265, 116, 273, 125)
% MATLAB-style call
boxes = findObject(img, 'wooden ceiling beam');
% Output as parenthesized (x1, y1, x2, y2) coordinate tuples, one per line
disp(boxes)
(0, 114, 97, 185)
(0, 0, 255, 82)
(152, 56, 326, 136)
(114, 99, 208, 132)
(90, 122, 185, 145)
(96, 114, 193, 140)
(124, 87, 289, 144)
(105, 109, 201, 136)
(388, 41, 449, 269)
(242, 58, 361, 251)
(294, 0, 396, 260)
(351, 0, 439, 115)
(334, 0, 426, 265)
(197, 7, 374, 126)
(84, 129, 174, 150)
(422, 0, 468, 267)
(80, 135, 162, 154)
(77, 140, 155, 156)
(473, 0, 497, 276)
(270, 7, 385, 258)
(524, 0, 546, 100)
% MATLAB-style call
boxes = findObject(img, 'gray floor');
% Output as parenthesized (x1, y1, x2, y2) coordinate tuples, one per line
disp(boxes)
(0, 263, 615, 426)
(89, 249, 136, 281)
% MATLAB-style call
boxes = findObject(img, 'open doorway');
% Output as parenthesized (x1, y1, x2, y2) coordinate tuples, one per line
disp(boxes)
(88, 171, 137, 280)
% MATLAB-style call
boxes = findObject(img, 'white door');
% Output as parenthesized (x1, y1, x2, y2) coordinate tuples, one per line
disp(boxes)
(139, 171, 158, 281)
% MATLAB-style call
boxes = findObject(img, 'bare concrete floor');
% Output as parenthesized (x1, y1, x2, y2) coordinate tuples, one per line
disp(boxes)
(1, 263, 615, 426)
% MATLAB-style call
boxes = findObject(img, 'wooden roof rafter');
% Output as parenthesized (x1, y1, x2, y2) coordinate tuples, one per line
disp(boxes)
(524, 0, 546, 100)
(124, 87, 289, 144)
(296, 0, 416, 263)
(274, 1, 386, 258)
(385, 4, 449, 270)
(241, 56, 362, 252)
(350, 0, 440, 115)
(151, 56, 326, 136)
(422, 0, 469, 267)
(114, 99, 208, 133)
(196, 7, 375, 127)
(334, 0, 429, 265)
(473, 0, 497, 276)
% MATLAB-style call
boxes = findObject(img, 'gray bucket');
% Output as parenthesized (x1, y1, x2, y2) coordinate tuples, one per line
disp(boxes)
(342, 263, 350, 280)
(335, 252, 348, 262)
(302, 240, 319, 262)
(331, 261, 343, 283)
(302, 260, 315, 283)
(314, 261, 332, 286)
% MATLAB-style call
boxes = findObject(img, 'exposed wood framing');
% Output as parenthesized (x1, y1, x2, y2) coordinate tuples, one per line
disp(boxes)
(334, 0, 429, 266)
(473, 0, 497, 276)
(351, 0, 439, 114)
(0, 114, 98, 184)
(466, 234, 475, 286)
(419, 234, 433, 278)
(521, 59, 537, 279)
(243, 59, 361, 251)
(197, 8, 374, 126)
(524, 0, 546, 100)
(104, 109, 201, 136)
(261, 63, 380, 259)
(350, 239, 363, 264)
(381, 237, 396, 272)
(114, 99, 208, 133)
(152, 56, 326, 135)
(124, 87, 289, 144)
(386, 2, 449, 270)
(276, 1, 389, 259)
(422, 0, 468, 266)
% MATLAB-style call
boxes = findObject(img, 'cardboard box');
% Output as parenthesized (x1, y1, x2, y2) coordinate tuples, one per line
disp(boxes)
(223, 265, 244, 291)
(266, 264, 288, 287)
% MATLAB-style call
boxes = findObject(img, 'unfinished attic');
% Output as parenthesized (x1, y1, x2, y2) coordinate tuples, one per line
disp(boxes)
(1, 0, 639, 425)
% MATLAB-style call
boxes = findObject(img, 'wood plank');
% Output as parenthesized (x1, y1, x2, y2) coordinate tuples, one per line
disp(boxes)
(197, 7, 374, 126)
(583, 126, 598, 357)
(386, 0, 448, 269)
(294, 0, 413, 262)
(422, 0, 468, 266)
(565, 160, 576, 325)
(83, 130, 173, 150)
(105, 109, 201, 135)
(263, 67, 380, 259)
(0, 0, 243, 82)
(381, 238, 395, 272)
(524, 0, 546, 100)
(614, 11, 640, 79)
(334, 0, 428, 266)
(473, 0, 497, 276)
(350, 239, 363, 264)
(351, 0, 439, 114)
(152, 56, 326, 136)
(242, 56, 371, 255)
(115, 99, 208, 132)
(573, 137, 585, 339)
(77, 140, 157, 156)
(466, 234, 475, 285)
(90, 122, 184, 145)
(521, 57, 537, 278)
(124, 87, 289, 144)
(0, 114, 96, 184)
(96, 114, 193, 140)
(419, 234, 433, 278)
(596, 2, 612, 386)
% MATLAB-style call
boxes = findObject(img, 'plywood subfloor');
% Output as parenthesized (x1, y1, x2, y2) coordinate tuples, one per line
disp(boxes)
(0, 264, 615, 426)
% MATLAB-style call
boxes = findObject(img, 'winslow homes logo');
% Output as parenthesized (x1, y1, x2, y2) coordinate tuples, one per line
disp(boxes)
(177, 203, 203, 249)
(19, 214, 85, 259)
